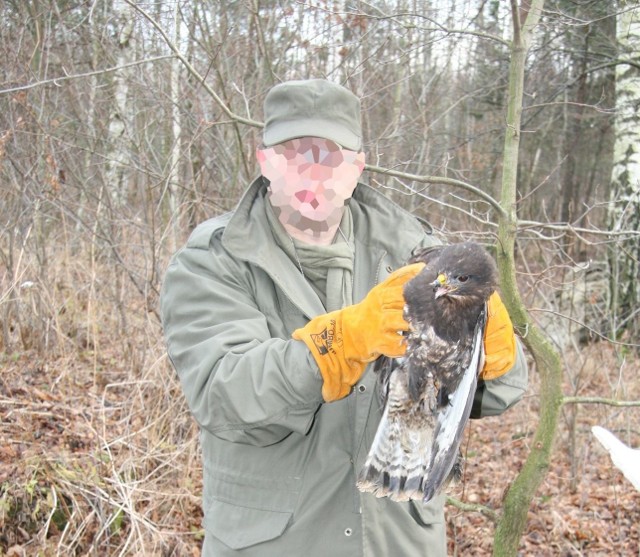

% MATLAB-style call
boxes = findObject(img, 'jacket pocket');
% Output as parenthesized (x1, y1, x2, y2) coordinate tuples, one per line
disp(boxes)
(204, 498, 292, 550)
(202, 467, 301, 550)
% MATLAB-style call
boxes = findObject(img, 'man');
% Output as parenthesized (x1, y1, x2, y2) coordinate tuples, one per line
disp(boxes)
(160, 79, 527, 556)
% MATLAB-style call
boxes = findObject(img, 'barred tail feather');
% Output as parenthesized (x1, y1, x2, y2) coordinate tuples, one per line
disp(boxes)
(357, 371, 436, 502)
(357, 405, 434, 501)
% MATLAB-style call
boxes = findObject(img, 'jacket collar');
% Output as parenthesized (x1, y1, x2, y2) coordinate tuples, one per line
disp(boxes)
(222, 177, 426, 318)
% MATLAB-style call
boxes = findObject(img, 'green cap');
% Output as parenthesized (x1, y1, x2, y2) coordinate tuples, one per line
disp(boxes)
(263, 79, 362, 151)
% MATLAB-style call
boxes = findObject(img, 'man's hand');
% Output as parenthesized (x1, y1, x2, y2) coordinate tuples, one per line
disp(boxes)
(293, 263, 425, 401)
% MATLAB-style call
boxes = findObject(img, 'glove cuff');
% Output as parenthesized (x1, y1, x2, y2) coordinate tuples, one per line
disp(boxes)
(292, 311, 366, 402)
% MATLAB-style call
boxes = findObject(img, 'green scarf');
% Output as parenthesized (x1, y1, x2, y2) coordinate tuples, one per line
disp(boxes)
(265, 201, 355, 311)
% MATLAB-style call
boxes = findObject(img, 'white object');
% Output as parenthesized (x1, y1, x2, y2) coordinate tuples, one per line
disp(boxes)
(592, 426, 640, 491)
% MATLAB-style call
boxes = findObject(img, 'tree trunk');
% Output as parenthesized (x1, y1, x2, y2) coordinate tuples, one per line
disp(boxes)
(492, 1, 564, 555)
(105, 0, 135, 207)
(167, 0, 183, 251)
(608, 0, 640, 336)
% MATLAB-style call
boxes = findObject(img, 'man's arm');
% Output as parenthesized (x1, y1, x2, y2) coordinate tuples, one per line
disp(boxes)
(160, 235, 324, 446)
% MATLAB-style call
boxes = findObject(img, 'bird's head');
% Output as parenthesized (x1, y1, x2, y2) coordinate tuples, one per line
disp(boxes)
(430, 243, 497, 306)
(432, 272, 469, 298)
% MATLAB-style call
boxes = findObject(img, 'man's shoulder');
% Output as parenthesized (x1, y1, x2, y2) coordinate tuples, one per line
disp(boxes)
(186, 212, 233, 250)
(352, 183, 436, 240)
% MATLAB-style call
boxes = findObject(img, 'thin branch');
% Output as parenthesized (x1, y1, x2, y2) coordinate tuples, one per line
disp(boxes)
(517, 220, 640, 239)
(373, 179, 498, 229)
(528, 308, 640, 348)
(510, 0, 521, 46)
(562, 397, 640, 407)
(352, 3, 510, 47)
(0, 55, 174, 96)
(365, 164, 506, 217)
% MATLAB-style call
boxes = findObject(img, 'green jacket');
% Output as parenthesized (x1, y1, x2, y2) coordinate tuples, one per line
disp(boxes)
(160, 178, 528, 556)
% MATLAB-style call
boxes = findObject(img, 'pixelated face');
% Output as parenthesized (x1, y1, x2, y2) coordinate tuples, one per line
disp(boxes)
(257, 137, 365, 237)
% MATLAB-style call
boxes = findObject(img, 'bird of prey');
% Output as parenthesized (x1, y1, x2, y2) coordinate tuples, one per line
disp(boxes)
(357, 242, 498, 503)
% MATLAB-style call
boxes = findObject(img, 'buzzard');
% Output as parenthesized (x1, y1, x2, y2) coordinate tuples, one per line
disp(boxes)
(357, 242, 498, 503)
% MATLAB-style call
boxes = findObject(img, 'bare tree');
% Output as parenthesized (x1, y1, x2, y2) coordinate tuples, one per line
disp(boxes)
(105, 0, 136, 207)
(487, 3, 562, 553)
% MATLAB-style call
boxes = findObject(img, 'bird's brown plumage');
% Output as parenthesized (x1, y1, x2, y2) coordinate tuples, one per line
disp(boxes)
(357, 242, 498, 502)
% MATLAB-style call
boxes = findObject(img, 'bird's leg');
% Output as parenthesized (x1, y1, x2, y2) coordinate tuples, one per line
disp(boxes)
(425, 374, 438, 413)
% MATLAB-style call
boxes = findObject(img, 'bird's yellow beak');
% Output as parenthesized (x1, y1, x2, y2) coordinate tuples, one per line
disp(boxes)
(432, 273, 456, 299)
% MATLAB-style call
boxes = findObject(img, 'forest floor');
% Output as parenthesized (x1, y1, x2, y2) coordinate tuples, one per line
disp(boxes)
(1, 341, 639, 556)
(447, 342, 640, 556)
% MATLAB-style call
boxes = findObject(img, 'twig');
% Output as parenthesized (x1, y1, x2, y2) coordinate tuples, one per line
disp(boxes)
(562, 396, 640, 407)
(528, 308, 640, 348)
(0, 55, 175, 96)
(518, 220, 640, 238)
(349, 3, 509, 46)
(365, 164, 506, 217)
(446, 496, 499, 522)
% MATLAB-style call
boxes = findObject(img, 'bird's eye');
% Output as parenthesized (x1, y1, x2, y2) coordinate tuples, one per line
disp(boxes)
(457, 275, 469, 282)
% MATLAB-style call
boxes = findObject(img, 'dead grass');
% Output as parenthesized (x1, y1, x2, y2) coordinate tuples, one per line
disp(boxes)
(0, 344, 204, 556)
(1, 244, 204, 555)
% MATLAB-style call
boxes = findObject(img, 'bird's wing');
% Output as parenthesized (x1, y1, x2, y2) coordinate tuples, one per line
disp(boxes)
(592, 426, 640, 491)
(408, 244, 445, 265)
(421, 307, 487, 502)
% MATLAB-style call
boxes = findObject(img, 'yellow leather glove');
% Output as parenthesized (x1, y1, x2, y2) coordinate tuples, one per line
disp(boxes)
(293, 263, 425, 402)
(480, 292, 517, 380)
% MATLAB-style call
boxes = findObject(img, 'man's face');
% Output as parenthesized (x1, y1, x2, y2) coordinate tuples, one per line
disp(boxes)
(257, 137, 365, 236)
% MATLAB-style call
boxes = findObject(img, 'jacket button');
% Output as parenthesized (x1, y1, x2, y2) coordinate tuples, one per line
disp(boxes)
(358, 384, 366, 393)
(385, 265, 393, 273)
(344, 528, 353, 537)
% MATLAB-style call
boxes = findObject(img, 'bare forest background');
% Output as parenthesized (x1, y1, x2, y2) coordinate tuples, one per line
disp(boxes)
(1, 1, 639, 556)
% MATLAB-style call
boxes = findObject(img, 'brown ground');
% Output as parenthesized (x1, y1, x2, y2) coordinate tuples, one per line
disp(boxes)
(1, 342, 638, 556)
(448, 342, 640, 556)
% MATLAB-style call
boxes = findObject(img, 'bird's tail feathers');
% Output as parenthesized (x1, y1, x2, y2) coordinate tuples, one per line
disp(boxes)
(357, 401, 434, 502)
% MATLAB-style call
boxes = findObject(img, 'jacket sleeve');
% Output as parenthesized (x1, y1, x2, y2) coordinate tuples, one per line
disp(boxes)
(470, 339, 528, 419)
(160, 230, 324, 447)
